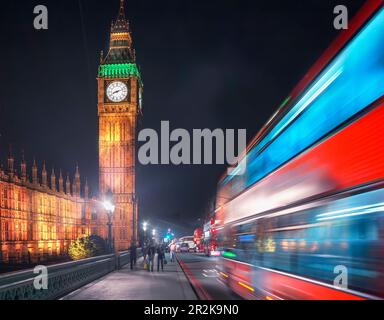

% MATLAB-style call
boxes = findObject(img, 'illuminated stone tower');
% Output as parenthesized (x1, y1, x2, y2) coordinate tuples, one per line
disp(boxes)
(98, 0, 142, 251)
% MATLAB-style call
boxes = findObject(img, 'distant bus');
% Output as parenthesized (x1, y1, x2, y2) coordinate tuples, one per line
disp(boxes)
(193, 228, 204, 252)
(202, 217, 221, 256)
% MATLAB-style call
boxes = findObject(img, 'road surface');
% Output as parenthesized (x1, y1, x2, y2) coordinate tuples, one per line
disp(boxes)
(176, 253, 241, 300)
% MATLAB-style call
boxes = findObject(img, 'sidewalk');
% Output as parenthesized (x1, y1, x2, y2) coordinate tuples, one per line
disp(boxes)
(62, 254, 197, 300)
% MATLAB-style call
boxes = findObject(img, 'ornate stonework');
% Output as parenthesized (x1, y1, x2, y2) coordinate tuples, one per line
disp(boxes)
(97, 0, 142, 251)
(0, 1, 141, 265)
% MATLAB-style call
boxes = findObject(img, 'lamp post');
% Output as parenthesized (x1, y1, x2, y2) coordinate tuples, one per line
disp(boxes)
(143, 222, 148, 243)
(103, 191, 115, 253)
(131, 193, 137, 243)
(0, 216, 2, 264)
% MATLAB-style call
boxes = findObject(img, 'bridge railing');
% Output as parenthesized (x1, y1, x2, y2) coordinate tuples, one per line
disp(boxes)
(0, 249, 141, 300)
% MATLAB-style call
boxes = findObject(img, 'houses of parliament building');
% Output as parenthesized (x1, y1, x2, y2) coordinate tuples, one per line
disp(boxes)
(0, 158, 99, 264)
(0, 0, 141, 265)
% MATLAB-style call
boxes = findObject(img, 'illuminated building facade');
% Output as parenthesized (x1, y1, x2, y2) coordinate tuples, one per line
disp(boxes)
(97, 0, 142, 251)
(0, 154, 95, 264)
(0, 0, 140, 265)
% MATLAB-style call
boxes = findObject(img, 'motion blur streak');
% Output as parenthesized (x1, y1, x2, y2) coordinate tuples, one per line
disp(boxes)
(238, 282, 254, 292)
(215, 3, 384, 300)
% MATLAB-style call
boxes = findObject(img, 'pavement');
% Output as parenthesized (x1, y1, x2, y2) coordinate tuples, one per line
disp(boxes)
(62, 253, 197, 300)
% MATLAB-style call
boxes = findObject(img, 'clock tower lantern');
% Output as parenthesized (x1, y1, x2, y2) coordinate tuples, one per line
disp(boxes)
(98, 0, 142, 251)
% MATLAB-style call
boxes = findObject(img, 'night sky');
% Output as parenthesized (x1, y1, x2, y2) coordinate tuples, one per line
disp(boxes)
(0, 0, 366, 234)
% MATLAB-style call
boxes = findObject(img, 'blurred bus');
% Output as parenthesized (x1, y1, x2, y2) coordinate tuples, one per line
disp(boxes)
(194, 228, 204, 252)
(216, 1, 384, 300)
(203, 217, 221, 256)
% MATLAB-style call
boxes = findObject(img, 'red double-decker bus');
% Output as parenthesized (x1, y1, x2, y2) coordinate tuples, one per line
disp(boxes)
(202, 217, 221, 257)
(216, 0, 384, 300)
(193, 228, 204, 253)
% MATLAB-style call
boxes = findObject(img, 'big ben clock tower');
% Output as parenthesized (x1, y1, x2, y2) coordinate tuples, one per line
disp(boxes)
(98, 0, 142, 251)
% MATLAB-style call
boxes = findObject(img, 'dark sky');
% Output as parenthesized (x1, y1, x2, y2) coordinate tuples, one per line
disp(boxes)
(0, 0, 365, 234)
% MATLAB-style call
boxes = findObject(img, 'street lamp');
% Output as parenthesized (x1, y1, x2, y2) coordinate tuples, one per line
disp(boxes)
(0, 218, 2, 264)
(142, 222, 148, 243)
(131, 194, 137, 243)
(103, 191, 115, 253)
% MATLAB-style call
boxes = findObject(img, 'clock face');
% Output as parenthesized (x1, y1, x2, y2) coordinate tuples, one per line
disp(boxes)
(106, 81, 128, 102)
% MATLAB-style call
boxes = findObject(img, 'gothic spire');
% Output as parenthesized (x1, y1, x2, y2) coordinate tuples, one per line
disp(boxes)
(75, 164, 80, 178)
(20, 150, 27, 183)
(101, 0, 135, 65)
(111, 0, 129, 33)
(118, 0, 126, 20)
(73, 164, 81, 197)
(84, 178, 89, 199)
(65, 173, 71, 195)
(58, 170, 64, 193)
(51, 168, 56, 192)
(41, 161, 47, 187)
(7, 145, 14, 176)
(32, 158, 38, 184)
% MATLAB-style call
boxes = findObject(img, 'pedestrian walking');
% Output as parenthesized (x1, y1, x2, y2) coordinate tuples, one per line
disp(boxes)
(170, 241, 176, 262)
(143, 240, 148, 261)
(142, 240, 149, 270)
(157, 244, 165, 272)
(130, 241, 137, 270)
(147, 241, 155, 272)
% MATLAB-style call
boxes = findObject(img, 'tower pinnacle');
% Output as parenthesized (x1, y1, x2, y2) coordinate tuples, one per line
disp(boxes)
(119, 0, 126, 19)
(111, 0, 129, 33)
(20, 150, 27, 183)
(73, 164, 81, 197)
(41, 161, 47, 187)
(58, 170, 64, 193)
(97, 0, 141, 251)
(32, 158, 38, 185)
(102, 0, 134, 65)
